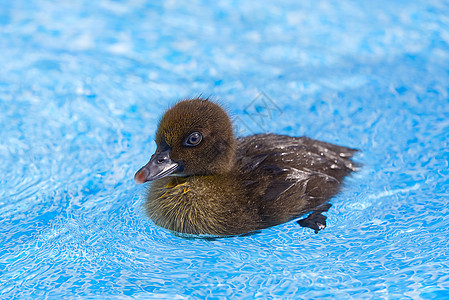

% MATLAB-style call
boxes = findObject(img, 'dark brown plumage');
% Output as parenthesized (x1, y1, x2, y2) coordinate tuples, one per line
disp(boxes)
(135, 98, 357, 236)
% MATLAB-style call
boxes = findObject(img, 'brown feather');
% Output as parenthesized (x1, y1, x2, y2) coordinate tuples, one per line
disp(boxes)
(142, 99, 358, 236)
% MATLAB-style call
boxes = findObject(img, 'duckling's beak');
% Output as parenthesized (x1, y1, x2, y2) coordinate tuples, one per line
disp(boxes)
(134, 148, 180, 184)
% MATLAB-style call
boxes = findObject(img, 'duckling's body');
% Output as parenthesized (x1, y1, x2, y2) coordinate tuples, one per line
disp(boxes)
(135, 98, 357, 236)
(146, 174, 262, 236)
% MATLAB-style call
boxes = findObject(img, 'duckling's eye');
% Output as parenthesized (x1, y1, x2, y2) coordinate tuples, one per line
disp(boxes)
(184, 132, 203, 147)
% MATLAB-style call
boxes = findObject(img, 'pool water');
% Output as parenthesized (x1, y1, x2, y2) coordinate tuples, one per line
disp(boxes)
(1, 0, 449, 298)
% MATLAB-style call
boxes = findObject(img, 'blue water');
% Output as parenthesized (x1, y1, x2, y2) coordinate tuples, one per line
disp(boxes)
(1, 0, 449, 298)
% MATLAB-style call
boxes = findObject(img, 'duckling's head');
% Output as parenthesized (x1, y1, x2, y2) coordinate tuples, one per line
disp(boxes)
(135, 98, 235, 183)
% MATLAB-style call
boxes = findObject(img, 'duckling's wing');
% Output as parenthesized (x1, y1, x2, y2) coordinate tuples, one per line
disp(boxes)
(236, 134, 357, 181)
(235, 133, 357, 226)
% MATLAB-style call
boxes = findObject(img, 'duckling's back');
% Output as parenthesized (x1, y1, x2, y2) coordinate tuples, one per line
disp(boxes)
(235, 134, 357, 228)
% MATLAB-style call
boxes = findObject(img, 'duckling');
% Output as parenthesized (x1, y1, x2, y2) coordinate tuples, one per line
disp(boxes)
(135, 98, 357, 236)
